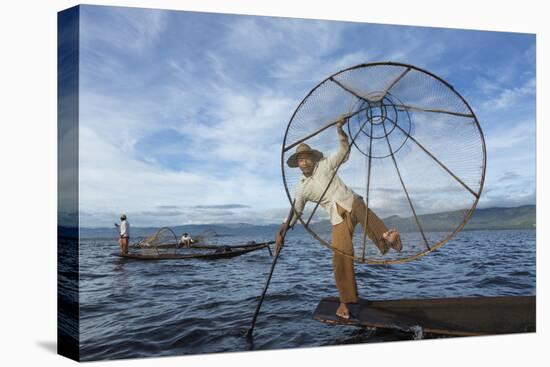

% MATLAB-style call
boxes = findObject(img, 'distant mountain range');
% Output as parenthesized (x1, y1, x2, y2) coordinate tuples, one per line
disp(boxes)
(384, 205, 535, 232)
(305, 205, 535, 233)
(463, 205, 535, 230)
(74, 205, 535, 239)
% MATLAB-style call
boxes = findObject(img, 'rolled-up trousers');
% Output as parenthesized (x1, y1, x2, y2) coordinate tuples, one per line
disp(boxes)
(332, 197, 388, 303)
(119, 237, 129, 254)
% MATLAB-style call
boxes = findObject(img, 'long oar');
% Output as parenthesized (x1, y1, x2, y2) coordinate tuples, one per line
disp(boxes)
(245, 202, 295, 338)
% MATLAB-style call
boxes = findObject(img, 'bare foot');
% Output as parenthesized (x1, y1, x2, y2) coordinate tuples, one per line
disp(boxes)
(383, 229, 402, 252)
(336, 303, 350, 319)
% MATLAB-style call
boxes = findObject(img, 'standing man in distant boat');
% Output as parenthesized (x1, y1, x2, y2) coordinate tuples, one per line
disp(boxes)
(115, 214, 130, 254)
(275, 117, 402, 320)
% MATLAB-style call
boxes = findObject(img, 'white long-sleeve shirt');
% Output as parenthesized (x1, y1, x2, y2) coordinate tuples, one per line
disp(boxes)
(288, 140, 356, 227)
(119, 220, 130, 238)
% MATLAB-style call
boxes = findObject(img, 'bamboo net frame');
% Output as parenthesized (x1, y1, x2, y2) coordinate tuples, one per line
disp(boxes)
(281, 62, 486, 265)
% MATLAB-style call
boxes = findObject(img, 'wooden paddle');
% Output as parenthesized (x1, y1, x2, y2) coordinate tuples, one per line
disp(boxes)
(245, 201, 295, 338)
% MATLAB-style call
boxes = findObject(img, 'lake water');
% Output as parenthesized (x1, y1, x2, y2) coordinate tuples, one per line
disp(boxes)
(75, 229, 536, 361)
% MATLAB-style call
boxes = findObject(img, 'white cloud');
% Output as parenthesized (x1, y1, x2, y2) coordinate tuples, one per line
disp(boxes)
(79, 126, 289, 227)
(484, 118, 535, 150)
(480, 77, 535, 111)
(80, 6, 167, 54)
(72, 8, 535, 227)
(225, 17, 343, 61)
(77, 15, 308, 227)
(478, 188, 535, 209)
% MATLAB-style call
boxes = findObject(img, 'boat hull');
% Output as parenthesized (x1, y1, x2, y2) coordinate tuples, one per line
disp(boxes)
(313, 295, 535, 336)
(113, 242, 272, 260)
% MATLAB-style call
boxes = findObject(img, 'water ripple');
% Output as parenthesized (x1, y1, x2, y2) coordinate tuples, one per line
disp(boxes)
(78, 229, 536, 361)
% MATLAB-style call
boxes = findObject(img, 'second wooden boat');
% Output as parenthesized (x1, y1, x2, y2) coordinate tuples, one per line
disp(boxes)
(114, 241, 273, 260)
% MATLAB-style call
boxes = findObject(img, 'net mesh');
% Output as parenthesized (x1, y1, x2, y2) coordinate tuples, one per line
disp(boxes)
(282, 62, 486, 264)
(136, 227, 178, 248)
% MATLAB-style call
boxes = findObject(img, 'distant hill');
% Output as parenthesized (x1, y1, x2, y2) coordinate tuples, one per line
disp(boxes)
(76, 205, 535, 238)
(463, 205, 535, 230)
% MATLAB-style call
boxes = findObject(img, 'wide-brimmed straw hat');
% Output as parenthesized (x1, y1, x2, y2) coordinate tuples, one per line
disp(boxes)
(287, 143, 323, 168)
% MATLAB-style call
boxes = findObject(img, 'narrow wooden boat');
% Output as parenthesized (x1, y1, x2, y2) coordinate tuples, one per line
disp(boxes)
(133, 240, 274, 250)
(113, 241, 273, 260)
(313, 295, 535, 336)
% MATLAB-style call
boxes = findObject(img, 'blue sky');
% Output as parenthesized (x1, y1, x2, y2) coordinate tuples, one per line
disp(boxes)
(74, 5, 536, 227)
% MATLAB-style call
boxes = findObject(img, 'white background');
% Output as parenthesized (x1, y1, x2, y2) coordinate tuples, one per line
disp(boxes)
(0, 0, 547, 366)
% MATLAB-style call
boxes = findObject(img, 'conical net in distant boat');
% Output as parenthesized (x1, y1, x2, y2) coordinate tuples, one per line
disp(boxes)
(282, 62, 486, 265)
(136, 227, 178, 248)
(193, 228, 218, 244)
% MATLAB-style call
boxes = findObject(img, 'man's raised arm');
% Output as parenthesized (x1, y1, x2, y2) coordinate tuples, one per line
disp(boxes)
(327, 117, 350, 169)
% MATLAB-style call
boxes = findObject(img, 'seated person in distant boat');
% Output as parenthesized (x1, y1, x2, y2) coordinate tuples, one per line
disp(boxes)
(275, 117, 402, 320)
(179, 233, 194, 247)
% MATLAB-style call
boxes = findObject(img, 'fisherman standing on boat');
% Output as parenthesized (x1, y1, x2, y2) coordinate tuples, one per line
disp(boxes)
(115, 214, 130, 255)
(275, 117, 402, 319)
(179, 233, 194, 247)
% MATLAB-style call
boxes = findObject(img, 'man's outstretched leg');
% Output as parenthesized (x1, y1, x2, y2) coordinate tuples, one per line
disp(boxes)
(352, 197, 402, 254)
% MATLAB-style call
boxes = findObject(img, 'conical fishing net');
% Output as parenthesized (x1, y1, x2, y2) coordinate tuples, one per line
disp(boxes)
(282, 62, 486, 264)
(193, 229, 218, 244)
(135, 227, 178, 249)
